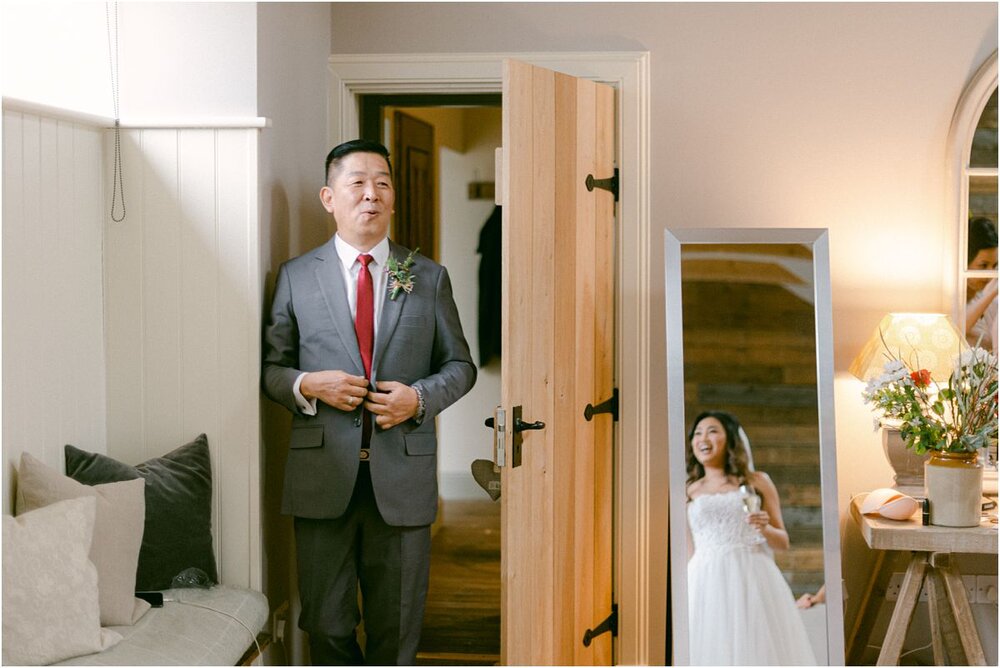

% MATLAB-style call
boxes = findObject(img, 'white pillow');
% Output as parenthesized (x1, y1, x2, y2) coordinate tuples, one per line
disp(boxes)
(16, 452, 149, 626)
(2, 497, 122, 665)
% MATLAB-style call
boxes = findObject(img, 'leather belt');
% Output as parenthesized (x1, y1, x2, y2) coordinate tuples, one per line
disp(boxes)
(359, 448, 370, 461)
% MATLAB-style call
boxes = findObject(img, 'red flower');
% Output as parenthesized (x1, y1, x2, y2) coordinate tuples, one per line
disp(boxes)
(910, 369, 932, 387)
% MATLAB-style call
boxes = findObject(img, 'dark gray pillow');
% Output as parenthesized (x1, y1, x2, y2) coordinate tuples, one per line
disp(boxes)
(64, 434, 218, 591)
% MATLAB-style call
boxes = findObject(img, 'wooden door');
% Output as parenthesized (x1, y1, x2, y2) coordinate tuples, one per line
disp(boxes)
(500, 59, 616, 665)
(393, 111, 436, 260)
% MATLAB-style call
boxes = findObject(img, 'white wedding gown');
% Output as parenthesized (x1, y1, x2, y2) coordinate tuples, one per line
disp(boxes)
(687, 490, 817, 666)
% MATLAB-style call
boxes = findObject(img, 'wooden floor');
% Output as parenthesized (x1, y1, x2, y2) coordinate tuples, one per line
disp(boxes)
(416, 499, 501, 666)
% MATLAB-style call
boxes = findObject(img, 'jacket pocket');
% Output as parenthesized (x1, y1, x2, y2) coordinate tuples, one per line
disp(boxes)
(290, 424, 324, 449)
(404, 433, 436, 456)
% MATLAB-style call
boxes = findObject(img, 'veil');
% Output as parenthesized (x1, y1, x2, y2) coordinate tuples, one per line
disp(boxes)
(737, 426, 756, 472)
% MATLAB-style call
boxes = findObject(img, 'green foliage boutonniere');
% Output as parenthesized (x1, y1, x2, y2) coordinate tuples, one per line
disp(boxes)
(385, 248, 419, 300)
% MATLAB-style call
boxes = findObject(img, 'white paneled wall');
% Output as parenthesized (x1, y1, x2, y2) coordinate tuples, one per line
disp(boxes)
(2, 109, 107, 512)
(3, 100, 263, 590)
(104, 127, 261, 589)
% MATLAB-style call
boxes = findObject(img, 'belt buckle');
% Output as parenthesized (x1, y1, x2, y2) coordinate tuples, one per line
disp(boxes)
(359, 448, 370, 461)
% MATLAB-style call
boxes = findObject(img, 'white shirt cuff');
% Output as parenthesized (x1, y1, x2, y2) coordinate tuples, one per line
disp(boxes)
(293, 373, 318, 416)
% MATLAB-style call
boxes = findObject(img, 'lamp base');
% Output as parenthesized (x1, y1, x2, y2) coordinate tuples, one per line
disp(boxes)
(882, 427, 929, 488)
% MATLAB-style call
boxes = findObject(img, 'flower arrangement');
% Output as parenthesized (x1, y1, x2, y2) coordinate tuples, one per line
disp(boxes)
(862, 342, 998, 454)
(385, 248, 419, 300)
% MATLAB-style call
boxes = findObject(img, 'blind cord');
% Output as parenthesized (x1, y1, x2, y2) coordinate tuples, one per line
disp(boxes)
(105, 1, 125, 222)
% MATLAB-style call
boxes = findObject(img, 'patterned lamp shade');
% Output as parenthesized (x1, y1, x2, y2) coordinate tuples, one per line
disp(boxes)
(849, 313, 964, 382)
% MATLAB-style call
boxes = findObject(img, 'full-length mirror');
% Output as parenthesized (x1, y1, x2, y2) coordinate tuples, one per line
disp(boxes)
(665, 228, 843, 665)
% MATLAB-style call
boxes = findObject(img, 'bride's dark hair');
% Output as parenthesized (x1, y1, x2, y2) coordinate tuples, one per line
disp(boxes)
(685, 410, 753, 487)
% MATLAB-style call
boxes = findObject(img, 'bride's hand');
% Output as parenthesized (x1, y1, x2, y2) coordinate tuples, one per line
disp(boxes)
(746, 510, 770, 531)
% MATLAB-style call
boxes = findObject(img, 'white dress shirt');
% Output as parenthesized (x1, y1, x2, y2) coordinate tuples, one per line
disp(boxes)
(293, 235, 391, 415)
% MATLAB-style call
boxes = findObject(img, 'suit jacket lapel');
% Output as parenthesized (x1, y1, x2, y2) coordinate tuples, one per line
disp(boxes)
(313, 238, 366, 377)
(372, 241, 408, 382)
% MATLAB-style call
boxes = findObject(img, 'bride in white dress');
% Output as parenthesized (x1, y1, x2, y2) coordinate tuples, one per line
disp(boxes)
(686, 410, 816, 666)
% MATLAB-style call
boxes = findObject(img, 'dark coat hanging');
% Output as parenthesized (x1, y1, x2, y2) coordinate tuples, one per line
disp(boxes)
(477, 205, 502, 367)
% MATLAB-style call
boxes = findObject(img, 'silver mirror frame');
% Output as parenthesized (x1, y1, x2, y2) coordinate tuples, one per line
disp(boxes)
(664, 227, 844, 665)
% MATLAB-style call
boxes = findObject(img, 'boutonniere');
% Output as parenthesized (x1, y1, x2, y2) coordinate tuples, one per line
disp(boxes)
(385, 247, 419, 300)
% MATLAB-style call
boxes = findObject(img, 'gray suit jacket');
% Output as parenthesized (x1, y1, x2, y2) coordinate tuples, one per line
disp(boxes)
(262, 238, 476, 526)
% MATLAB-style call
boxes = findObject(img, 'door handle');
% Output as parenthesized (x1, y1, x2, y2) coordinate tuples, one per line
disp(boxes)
(510, 406, 544, 468)
(514, 418, 545, 432)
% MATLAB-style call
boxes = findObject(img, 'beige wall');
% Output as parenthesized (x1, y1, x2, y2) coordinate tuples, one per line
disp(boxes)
(257, 3, 333, 664)
(328, 1, 998, 661)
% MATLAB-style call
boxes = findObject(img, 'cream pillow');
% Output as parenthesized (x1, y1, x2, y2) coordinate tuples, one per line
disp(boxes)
(16, 452, 150, 626)
(2, 497, 122, 665)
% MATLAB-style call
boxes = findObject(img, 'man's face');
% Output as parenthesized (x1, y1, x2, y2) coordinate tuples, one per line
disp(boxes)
(320, 151, 395, 250)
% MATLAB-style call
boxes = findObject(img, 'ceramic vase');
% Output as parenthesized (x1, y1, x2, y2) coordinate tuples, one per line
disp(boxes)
(881, 427, 929, 488)
(924, 451, 983, 527)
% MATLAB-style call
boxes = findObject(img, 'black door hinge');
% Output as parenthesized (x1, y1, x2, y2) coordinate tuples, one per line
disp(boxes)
(582, 604, 618, 647)
(585, 168, 619, 202)
(584, 388, 619, 422)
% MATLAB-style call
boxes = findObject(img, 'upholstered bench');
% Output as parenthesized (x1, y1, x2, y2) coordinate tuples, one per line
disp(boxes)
(54, 586, 269, 666)
(3, 436, 269, 666)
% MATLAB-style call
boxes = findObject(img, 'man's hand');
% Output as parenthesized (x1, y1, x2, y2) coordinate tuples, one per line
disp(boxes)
(365, 381, 419, 429)
(301, 370, 369, 412)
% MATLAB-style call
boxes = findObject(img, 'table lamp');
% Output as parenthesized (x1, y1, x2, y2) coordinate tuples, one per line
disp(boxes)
(849, 312, 963, 383)
(849, 313, 964, 488)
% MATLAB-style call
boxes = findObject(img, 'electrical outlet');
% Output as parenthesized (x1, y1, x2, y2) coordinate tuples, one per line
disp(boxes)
(271, 600, 290, 644)
(976, 575, 998, 604)
(886, 572, 904, 601)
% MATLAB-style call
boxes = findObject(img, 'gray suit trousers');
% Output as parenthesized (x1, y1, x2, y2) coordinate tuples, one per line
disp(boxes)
(294, 464, 431, 666)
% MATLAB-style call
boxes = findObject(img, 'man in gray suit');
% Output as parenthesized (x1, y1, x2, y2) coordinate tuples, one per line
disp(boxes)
(262, 139, 476, 665)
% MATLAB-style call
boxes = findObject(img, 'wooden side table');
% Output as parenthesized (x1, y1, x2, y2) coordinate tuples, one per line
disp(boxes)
(849, 494, 998, 666)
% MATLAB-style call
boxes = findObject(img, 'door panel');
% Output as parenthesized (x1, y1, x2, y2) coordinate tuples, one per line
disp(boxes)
(501, 58, 615, 666)
(393, 111, 436, 260)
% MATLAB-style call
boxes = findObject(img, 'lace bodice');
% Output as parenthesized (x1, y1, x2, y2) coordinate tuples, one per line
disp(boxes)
(688, 489, 766, 552)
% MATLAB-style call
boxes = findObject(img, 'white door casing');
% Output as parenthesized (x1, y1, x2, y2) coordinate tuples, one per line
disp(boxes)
(326, 52, 660, 664)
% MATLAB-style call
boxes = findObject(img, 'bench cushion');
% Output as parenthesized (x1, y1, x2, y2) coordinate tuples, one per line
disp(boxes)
(54, 585, 269, 666)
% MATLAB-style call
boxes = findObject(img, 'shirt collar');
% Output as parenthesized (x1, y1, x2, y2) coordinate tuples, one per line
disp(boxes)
(334, 234, 390, 269)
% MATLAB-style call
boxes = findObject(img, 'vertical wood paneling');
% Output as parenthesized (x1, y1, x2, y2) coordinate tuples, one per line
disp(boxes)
(104, 129, 146, 448)
(2, 110, 27, 510)
(215, 129, 260, 587)
(103, 126, 261, 589)
(65, 123, 106, 454)
(4, 106, 261, 587)
(140, 129, 184, 456)
(2, 110, 106, 512)
(502, 61, 616, 665)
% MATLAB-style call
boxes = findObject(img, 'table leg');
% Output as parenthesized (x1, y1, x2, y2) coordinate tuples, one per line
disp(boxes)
(877, 553, 927, 666)
(926, 567, 964, 664)
(937, 558, 987, 666)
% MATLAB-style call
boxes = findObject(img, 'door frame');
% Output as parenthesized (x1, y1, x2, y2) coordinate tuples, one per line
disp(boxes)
(327, 52, 662, 665)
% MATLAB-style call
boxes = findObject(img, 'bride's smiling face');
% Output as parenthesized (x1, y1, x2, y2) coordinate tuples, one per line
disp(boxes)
(691, 416, 728, 469)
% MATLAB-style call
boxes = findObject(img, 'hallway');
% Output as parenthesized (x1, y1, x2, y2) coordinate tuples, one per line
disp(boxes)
(417, 499, 501, 666)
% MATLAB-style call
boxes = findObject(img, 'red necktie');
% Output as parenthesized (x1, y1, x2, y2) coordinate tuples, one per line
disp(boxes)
(355, 254, 374, 378)
(355, 254, 374, 447)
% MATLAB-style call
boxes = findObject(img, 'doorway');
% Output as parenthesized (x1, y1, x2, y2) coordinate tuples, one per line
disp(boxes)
(361, 94, 504, 665)
(331, 52, 656, 664)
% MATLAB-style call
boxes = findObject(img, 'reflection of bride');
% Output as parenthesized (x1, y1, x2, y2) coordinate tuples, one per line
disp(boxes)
(686, 410, 816, 666)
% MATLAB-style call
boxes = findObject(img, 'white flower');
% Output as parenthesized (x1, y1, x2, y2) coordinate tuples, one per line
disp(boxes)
(880, 359, 909, 382)
(956, 347, 997, 375)
(862, 360, 911, 401)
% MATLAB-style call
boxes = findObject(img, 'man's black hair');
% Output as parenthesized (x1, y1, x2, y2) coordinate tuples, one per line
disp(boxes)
(324, 139, 393, 183)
